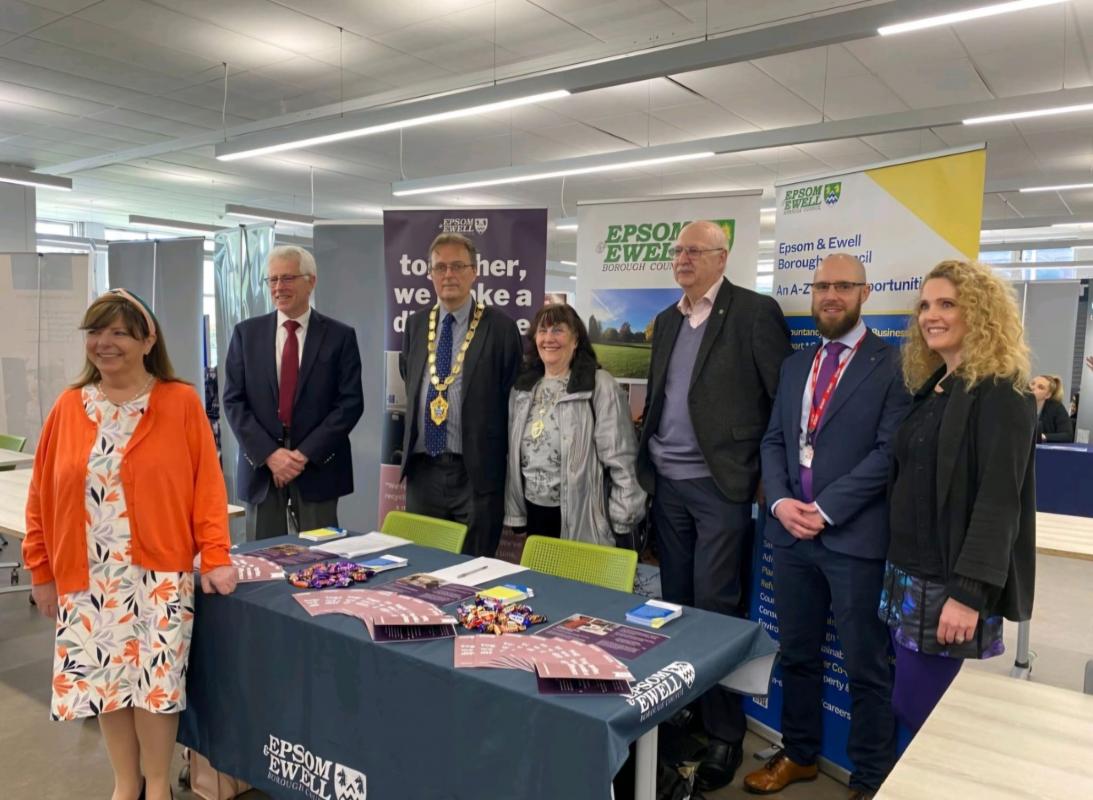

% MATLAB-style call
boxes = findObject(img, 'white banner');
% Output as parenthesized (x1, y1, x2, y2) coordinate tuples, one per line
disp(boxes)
(575, 191, 763, 384)
(772, 145, 986, 350)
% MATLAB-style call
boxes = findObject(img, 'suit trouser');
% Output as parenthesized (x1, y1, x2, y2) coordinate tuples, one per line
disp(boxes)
(652, 475, 751, 744)
(405, 453, 504, 557)
(772, 538, 896, 792)
(245, 481, 339, 541)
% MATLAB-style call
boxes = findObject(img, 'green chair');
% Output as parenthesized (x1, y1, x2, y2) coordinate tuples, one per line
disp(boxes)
(380, 511, 468, 554)
(0, 433, 27, 473)
(520, 535, 637, 593)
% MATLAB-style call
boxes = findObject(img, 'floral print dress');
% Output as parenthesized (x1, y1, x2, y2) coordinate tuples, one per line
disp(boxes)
(50, 385, 195, 720)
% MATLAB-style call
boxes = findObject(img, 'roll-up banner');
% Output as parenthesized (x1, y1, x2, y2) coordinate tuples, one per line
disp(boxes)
(574, 191, 762, 424)
(749, 145, 986, 772)
(379, 209, 547, 525)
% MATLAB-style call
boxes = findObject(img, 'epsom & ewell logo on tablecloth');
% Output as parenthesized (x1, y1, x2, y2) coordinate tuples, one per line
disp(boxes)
(263, 734, 367, 800)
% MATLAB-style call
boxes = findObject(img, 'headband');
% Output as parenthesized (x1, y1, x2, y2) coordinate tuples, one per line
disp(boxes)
(104, 288, 157, 338)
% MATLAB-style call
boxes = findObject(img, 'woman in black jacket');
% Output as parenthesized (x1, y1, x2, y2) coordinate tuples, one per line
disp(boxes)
(1030, 374, 1073, 442)
(879, 259, 1036, 734)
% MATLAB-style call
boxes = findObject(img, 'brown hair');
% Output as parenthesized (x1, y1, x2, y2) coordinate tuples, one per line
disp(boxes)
(521, 304, 598, 374)
(428, 232, 478, 265)
(72, 293, 182, 387)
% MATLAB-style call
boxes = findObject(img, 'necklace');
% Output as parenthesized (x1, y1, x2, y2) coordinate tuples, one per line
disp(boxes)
(427, 303, 485, 425)
(98, 374, 155, 406)
(529, 375, 567, 439)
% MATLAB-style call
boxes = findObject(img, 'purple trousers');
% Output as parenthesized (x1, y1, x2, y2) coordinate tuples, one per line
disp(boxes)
(890, 633, 963, 734)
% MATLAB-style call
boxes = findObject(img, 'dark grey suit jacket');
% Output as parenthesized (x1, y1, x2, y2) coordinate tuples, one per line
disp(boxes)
(399, 304, 523, 494)
(638, 277, 792, 503)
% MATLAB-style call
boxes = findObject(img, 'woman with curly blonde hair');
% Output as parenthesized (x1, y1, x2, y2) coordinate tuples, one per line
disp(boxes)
(878, 260, 1036, 733)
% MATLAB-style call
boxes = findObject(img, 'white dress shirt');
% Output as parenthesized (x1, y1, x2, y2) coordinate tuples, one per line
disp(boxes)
(275, 307, 311, 381)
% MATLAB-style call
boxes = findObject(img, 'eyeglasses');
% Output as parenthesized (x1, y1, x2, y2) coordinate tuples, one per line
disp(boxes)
(536, 325, 571, 337)
(668, 246, 725, 260)
(430, 261, 473, 276)
(264, 275, 308, 286)
(811, 281, 866, 294)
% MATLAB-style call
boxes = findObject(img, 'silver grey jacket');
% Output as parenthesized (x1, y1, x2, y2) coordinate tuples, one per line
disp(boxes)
(504, 369, 646, 546)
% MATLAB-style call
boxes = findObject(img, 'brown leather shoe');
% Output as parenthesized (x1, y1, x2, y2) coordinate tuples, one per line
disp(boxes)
(848, 791, 874, 800)
(743, 750, 819, 794)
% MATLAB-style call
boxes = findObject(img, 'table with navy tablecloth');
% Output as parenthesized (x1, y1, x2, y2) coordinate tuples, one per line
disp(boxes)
(178, 536, 776, 800)
(1035, 443, 1093, 517)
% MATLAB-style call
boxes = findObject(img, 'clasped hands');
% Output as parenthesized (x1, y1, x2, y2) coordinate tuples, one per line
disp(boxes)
(266, 447, 308, 488)
(774, 498, 826, 539)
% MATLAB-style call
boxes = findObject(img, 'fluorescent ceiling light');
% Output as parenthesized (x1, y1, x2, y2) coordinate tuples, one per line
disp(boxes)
(392, 152, 714, 197)
(760, 207, 776, 213)
(965, 101, 1093, 125)
(224, 204, 316, 228)
(1052, 221, 1093, 227)
(0, 164, 72, 191)
(555, 223, 579, 231)
(560, 260, 577, 265)
(569, 275, 577, 281)
(759, 239, 775, 244)
(878, 0, 1067, 36)
(217, 90, 570, 161)
(128, 215, 221, 235)
(1019, 182, 1093, 193)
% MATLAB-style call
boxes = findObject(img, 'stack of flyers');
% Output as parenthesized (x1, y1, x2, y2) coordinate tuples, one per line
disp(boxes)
(453, 636, 634, 694)
(228, 553, 285, 583)
(386, 573, 478, 606)
(355, 554, 408, 573)
(293, 589, 456, 642)
(248, 543, 331, 568)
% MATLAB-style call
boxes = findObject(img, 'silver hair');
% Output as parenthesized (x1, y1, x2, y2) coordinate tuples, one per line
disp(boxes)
(268, 244, 317, 277)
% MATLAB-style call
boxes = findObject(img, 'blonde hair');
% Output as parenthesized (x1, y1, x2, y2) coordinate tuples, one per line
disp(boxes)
(902, 259, 1030, 392)
(1035, 374, 1065, 403)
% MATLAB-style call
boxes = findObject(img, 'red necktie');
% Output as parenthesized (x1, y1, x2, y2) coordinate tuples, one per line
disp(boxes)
(278, 320, 301, 427)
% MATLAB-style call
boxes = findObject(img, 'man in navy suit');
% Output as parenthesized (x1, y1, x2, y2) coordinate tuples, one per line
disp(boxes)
(223, 245, 363, 540)
(745, 254, 909, 800)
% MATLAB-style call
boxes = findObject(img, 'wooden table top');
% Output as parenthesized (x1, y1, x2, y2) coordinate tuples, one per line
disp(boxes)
(876, 669, 1093, 798)
(0, 448, 34, 468)
(1036, 512, 1093, 561)
(0, 468, 244, 540)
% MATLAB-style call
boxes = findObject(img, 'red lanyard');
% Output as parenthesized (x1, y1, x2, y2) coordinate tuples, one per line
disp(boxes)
(806, 338, 863, 440)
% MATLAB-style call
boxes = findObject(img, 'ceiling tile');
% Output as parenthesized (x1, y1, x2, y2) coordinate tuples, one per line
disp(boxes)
(876, 59, 993, 109)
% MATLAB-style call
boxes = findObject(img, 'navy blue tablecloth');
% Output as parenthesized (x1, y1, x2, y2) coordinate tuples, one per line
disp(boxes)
(179, 537, 776, 800)
(1035, 443, 1093, 517)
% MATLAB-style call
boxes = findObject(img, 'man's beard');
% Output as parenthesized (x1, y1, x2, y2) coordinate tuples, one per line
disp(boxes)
(813, 302, 861, 340)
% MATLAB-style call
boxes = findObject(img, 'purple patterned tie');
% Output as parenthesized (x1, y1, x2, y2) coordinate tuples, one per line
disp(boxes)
(800, 341, 848, 502)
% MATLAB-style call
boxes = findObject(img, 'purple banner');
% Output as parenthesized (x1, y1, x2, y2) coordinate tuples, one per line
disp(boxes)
(379, 208, 547, 525)
(383, 208, 547, 350)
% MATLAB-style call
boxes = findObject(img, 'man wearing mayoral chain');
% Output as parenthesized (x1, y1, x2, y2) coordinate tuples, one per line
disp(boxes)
(400, 232, 523, 556)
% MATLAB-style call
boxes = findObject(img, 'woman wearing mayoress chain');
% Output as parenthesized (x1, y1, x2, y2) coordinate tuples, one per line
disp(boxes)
(23, 289, 236, 800)
(503, 303, 646, 544)
(880, 259, 1036, 734)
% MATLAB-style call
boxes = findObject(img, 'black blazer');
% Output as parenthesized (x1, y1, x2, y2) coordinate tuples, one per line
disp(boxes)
(637, 278, 792, 503)
(1037, 398, 1073, 443)
(889, 368, 1037, 622)
(399, 304, 523, 494)
(222, 310, 364, 505)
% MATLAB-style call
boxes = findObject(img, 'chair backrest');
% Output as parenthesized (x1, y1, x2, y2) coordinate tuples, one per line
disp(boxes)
(519, 535, 637, 592)
(380, 511, 468, 554)
(0, 433, 27, 452)
(0, 433, 27, 473)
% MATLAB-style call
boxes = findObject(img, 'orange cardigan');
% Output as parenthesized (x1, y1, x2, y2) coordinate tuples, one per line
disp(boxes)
(23, 381, 233, 594)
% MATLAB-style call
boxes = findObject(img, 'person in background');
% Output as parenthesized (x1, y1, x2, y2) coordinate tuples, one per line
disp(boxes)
(1030, 374, 1073, 442)
(748, 254, 908, 800)
(504, 303, 646, 545)
(223, 245, 364, 539)
(637, 219, 791, 791)
(880, 260, 1036, 734)
(24, 289, 237, 800)
(400, 233, 523, 557)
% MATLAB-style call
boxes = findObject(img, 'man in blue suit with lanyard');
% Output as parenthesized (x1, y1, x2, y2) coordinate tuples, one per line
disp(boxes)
(747, 253, 909, 800)
(223, 245, 364, 540)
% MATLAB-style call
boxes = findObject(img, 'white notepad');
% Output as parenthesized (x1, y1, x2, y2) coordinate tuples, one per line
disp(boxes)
(310, 531, 413, 558)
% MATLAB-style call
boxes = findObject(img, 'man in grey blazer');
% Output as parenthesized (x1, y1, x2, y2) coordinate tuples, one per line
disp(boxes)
(638, 220, 791, 791)
(399, 233, 523, 557)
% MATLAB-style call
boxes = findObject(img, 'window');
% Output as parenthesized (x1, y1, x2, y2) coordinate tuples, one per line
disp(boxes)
(104, 228, 148, 241)
(1022, 247, 1074, 263)
(978, 249, 1016, 265)
(204, 258, 217, 364)
(36, 220, 73, 236)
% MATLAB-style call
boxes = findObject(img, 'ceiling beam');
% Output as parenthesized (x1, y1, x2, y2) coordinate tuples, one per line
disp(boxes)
(40, 0, 978, 176)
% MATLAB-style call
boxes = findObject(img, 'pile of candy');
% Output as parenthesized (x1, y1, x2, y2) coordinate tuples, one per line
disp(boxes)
(287, 560, 375, 589)
(456, 596, 547, 635)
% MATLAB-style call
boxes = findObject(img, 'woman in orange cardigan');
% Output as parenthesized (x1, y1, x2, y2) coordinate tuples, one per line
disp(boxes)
(24, 289, 237, 800)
